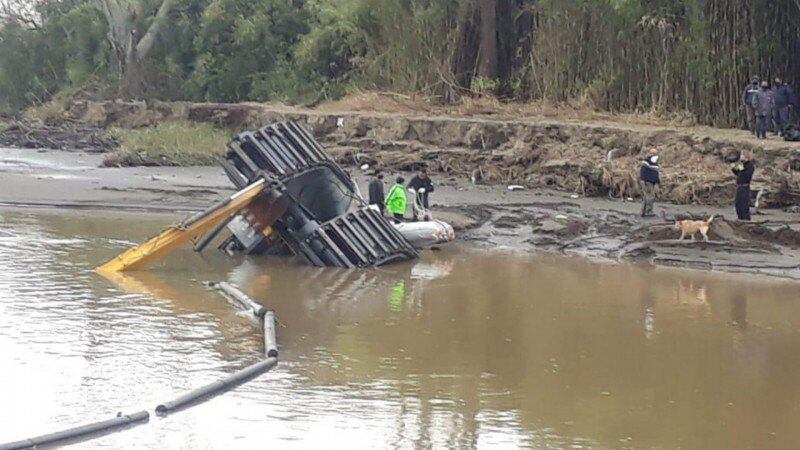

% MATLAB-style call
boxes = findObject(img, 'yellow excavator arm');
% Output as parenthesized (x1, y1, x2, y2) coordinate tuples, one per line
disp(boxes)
(96, 179, 267, 273)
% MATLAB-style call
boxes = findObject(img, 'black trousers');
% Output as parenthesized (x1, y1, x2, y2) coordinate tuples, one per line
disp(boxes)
(393, 213, 404, 223)
(735, 185, 751, 220)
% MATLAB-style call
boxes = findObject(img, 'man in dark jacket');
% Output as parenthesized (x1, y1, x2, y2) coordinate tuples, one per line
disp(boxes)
(639, 148, 660, 217)
(732, 151, 755, 220)
(752, 81, 774, 139)
(407, 169, 434, 221)
(772, 77, 796, 135)
(742, 76, 761, 133)
(368, 171, 386, 213)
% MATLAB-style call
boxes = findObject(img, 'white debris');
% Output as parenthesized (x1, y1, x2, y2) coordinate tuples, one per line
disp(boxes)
(336, 117, 344, 127)
(570, 193, 580, 199)
(507, 185, 525, 191)
(555, 214, 569, 221)
(360, 163, 370, 171)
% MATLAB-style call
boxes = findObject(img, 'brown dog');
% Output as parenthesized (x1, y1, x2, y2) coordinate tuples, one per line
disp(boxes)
(675, 216, 715, 242)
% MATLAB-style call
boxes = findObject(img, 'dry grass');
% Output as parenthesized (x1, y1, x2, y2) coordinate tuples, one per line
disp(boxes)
(104, 121, 229, 167)
(23, 89, 80, 125)
(314, 91, 701, 129)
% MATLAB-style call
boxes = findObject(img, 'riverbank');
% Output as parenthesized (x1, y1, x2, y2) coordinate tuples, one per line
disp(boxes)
(3, 96, 799, 208)
(2, 146, 799, 279)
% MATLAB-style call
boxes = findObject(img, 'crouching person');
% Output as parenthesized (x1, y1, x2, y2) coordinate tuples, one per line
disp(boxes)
(639, 149, 661, 218)
(407, 169, 434, 221)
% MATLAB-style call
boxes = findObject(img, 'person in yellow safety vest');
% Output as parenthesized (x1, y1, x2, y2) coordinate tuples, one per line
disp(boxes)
(385, 176, 407, 223)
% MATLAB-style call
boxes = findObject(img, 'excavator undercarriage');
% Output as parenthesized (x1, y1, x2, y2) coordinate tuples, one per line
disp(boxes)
(98, 121, 452, 273)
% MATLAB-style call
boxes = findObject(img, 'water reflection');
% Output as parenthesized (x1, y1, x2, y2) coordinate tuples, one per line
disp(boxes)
(3, 208, 800, 449)
(731, 291, 748, 330)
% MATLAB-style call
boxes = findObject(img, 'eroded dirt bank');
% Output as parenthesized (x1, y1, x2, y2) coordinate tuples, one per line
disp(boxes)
(52, 99, 800, 209)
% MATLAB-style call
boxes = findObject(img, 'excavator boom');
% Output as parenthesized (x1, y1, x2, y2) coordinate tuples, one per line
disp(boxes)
(96, 179, 267, 273)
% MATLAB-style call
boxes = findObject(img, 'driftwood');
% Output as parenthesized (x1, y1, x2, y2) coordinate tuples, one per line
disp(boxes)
(0, 119, 116, 152)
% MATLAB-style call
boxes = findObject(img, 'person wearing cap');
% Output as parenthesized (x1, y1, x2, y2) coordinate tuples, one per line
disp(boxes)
(639, 148, 661, 218)
(752, 81, 775, 139)
(368, 171, 386, 214)
(742, 76, 761, 134)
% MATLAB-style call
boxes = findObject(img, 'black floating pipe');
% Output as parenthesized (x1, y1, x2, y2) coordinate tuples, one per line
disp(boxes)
(155, 357, 277, 416)
(263, 310, 278, 358)
(0, 411, 149, 450)
(194, 213, 236, 253)
(215, 281, 267, 318)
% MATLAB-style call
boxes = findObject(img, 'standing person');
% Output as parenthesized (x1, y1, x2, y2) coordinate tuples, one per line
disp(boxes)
(368, 171, 385, 214)
(385, 176, 407, 223)
(732, 151, 755, 220)
(752, 81, 774, 139)
(639, 148, 661, 217)
(742, 76, 761, 134)
(772, 77, 796, 135)
(406, 169, 435, 221)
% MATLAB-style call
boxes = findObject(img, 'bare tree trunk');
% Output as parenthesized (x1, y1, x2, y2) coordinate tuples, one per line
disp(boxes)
(477, 0, 498, 79)
(96, 0, 176, 99)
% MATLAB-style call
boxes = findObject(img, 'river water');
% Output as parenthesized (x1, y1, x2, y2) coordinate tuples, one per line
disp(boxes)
(2, 207, 800, 449)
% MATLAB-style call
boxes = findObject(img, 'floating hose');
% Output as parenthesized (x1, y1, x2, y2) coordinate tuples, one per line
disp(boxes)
(155, 357, 277, 416)
(3, 279, 281, 447)
(263, 310, 278, 358)
(214, 281, 267, 317)
(0, 411, 149, 450)
(155, 282, 279, 416)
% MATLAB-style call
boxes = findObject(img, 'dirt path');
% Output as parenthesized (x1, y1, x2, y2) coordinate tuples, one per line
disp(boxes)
(3, 146, 799, 279)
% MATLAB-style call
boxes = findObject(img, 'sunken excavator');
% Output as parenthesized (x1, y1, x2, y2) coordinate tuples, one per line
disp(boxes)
(97, 121, 455, 273)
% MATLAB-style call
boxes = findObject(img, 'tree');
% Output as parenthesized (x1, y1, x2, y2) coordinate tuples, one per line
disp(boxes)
(96, 0, 177, 98)
(476, 0, 497, 79)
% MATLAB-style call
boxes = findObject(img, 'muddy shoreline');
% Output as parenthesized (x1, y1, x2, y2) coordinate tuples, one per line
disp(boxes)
(2, 146, 798, 279)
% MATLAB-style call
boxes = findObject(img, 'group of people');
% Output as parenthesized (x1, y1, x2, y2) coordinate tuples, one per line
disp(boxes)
(640, 149, 755, 221)
(742, 76, 798, 139)
(368, 169, 434, 223)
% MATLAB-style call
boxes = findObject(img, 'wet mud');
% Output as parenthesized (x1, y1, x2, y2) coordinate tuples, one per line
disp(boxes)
(2, 144, 799, 279)
(460, 198, 800, 279)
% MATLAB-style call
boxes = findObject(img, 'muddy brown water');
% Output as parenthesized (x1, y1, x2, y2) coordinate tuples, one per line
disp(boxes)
(2, 208, 800, 449)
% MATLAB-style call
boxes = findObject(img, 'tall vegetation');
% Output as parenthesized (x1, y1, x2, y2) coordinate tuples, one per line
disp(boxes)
(2, 0, 800, 126)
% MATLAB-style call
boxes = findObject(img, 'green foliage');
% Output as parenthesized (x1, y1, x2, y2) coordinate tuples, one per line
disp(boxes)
(470, 76, 499, 94)
(0, 1, 109, 113)
(292, 0, 371, 97)
(187, 0, 310, 102)
(2, 0, 800, 126)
